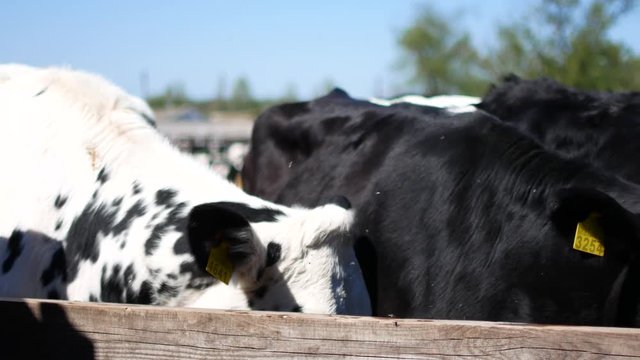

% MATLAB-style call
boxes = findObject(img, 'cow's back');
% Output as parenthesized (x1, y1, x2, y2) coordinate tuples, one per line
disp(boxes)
(478, 75, 640, 184)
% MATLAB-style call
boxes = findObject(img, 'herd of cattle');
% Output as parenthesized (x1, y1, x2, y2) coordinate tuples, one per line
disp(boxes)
(1, 65, 639, 328)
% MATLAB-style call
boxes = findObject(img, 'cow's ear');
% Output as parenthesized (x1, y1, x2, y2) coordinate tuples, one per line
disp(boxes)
(549, 187, 640, 258)
(187, 203, 264, 281)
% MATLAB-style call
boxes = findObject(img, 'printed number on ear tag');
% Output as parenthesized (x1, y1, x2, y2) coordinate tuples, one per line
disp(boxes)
(206, 241, 234, 285)
(573, 213, 605, 257)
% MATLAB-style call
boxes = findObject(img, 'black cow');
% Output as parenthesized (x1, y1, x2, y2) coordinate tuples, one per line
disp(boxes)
(478, 75, 640, 184)
(242, 89, 640, 326)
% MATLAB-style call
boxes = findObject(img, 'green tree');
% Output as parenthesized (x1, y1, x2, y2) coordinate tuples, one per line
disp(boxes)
(482, 21, 546, 79)
(397, 6, 487, 96)
(146, 82, 191, 109)
(215, 76, 227, 101)
(486, 0, 640, 90)
(229, 77, 255, 110)
(398, 0, 639, 95)
(280, 83, 299, 102)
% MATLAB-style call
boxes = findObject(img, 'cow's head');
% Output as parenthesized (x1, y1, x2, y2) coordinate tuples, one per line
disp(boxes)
(186, 197, 371, 315)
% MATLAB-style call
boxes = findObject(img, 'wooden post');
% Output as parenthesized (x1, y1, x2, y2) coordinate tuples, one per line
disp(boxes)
(1, 298, 639, 359)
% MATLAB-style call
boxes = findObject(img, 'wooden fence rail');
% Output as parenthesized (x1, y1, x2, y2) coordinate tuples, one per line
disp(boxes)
(1, 298, 639, 359)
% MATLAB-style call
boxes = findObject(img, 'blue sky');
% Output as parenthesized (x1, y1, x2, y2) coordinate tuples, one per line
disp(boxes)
(2, 1, 638, 100)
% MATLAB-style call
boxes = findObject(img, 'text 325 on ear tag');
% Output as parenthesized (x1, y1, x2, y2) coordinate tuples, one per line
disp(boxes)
(573, 213, 605, 257)
(206, 241, 234, 285)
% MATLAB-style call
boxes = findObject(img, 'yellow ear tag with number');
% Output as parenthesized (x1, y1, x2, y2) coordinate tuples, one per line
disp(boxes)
(206, 240, 234, 285)
(573, 213, 605, 256)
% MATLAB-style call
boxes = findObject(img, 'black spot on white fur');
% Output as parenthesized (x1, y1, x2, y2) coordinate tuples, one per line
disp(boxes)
(158, 282, 180, 298)
(132, 182, 143, 195)
(207, 202, 284, 223)
(155, 189, 177, 207)
(65, 196, 148, 282)
(40, 247, 67, 287)
(100, 263, 150, 304)
(179, 261, 197, 275)
(166, 273, 178, 280)
(54, 194, 68, 209)
(124, 264, 135, 287)
(101, 264, 123, 303)
(65, 202, 113, 279)
(179, 260, 214, 289)
(112, 200, 147, 235)
(34, 87, 48, 96)
(2, 230, 24, 274)
(266, 242, 281, 267)
(137, 280, 154, 304)
(97, 167, 109, 184)
(145, 201, 187, 256)
(173, 236, 190, 254)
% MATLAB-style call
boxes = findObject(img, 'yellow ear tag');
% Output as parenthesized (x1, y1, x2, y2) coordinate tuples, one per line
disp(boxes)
(573, 213, 605, 256)
(206, 241, 234, 285)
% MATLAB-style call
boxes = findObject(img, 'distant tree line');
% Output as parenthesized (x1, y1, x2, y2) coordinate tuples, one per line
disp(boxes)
(146, 75, 339, 114)
(148, 77, 265, 114)
(398, 0, 640, 96)
(148, 0, 638, 113)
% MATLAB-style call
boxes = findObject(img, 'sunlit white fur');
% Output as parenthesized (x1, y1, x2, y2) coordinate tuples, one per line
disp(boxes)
(0, 64, 371, 315)
(370, 94, 479, 113)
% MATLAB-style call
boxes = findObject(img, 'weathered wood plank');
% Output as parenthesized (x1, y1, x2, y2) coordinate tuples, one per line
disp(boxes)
(1, 298, 640, 359)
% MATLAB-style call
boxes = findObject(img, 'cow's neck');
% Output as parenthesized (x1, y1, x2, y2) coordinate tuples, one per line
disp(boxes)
(479, 120, 640, 213)
(90, 126, 262, 207)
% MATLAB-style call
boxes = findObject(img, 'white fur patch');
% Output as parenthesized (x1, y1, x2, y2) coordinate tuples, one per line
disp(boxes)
(370, 94, 480, 113)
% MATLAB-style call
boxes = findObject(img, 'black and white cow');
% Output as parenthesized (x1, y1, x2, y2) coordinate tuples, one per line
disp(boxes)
(242, 89, 640, 326)
(478, 75, 640, 184)
(0, 65, 370, 315)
